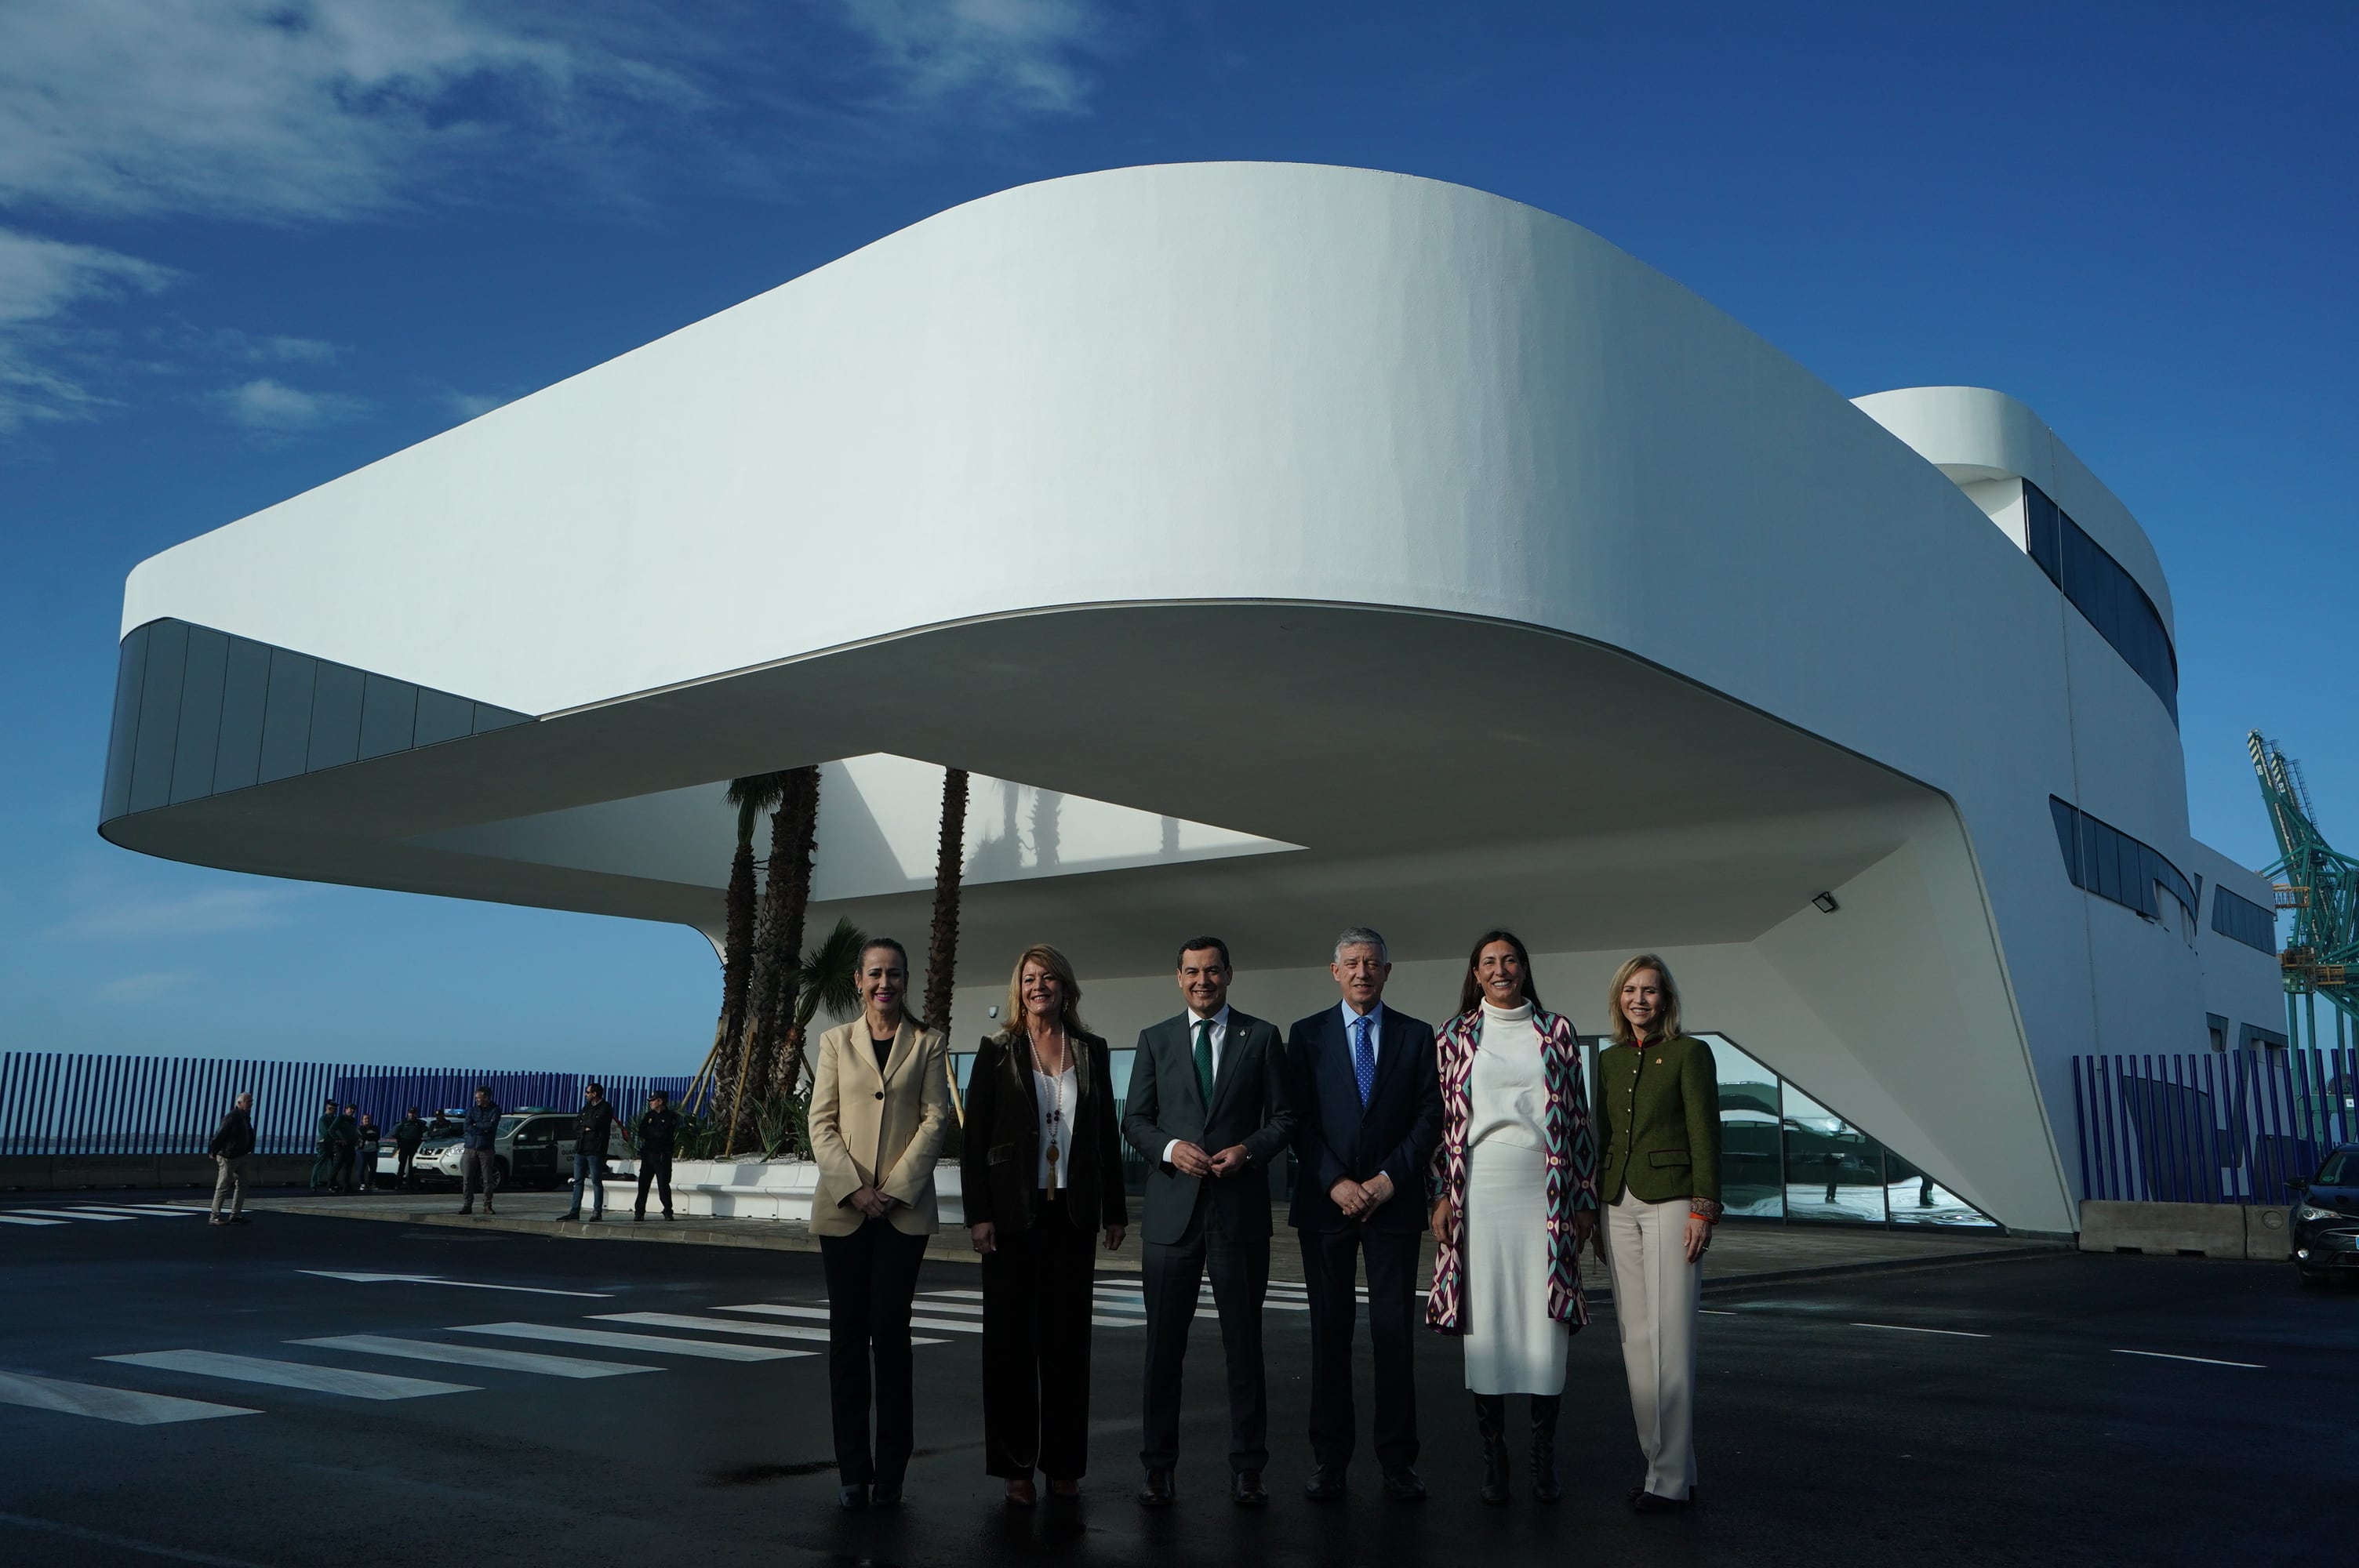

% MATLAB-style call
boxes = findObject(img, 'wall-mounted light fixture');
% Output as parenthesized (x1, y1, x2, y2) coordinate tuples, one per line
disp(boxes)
(987, 1005, 1001, 1019)
(1811, 891, 1840, 914)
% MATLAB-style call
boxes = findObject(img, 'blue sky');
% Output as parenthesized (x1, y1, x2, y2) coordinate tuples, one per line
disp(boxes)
(2, 1, 2352, 1073)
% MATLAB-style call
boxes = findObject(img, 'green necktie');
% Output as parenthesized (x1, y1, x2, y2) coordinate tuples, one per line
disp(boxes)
(1194, 1019, 1216, 1109)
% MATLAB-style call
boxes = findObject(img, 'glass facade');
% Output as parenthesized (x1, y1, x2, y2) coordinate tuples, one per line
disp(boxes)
(99, 618, 533, 826)
(2210, 886, 2277, 953)
(1585, 1031, 1998, 1229)
(2048, 796, 2197, 926)
(2022, 481, 2178, 723)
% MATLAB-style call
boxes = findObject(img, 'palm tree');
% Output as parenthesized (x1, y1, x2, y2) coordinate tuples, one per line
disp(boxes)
(727, 764, 820, 1154)
(922, 768, 969, 1035)
(774, 916, 869, 1100)
(701, 773, 786, 1131)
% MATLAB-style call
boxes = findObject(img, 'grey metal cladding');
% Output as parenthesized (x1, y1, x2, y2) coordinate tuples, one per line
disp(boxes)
(97, 618, 534, 826)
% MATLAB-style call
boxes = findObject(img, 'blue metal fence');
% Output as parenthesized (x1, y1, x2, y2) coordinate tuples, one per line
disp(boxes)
(2071, 1047, 2359, 1205)
(0, 1051, 688, 1157)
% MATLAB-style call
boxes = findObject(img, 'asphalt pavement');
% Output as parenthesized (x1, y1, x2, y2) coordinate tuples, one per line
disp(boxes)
(0, 1196, 2349, 1567)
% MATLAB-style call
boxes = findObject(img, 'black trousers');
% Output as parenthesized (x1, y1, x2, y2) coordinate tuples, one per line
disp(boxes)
(820, 1218, 929, 1487)
(980, 1200, 1098, 1479)
(634, 1156, 672, 1216)
(1141, 1200, 1269, 1473)
(1299, 1222, 1422, 1471)
(394, 1142, 420, 1187)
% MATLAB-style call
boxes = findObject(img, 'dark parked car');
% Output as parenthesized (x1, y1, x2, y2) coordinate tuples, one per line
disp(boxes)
(2288, 1144, 2359, 1287)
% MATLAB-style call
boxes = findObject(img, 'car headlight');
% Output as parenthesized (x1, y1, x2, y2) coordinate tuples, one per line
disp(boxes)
(2299, 1204, 2337, 1221)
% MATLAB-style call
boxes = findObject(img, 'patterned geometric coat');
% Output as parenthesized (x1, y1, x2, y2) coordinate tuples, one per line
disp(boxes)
(1424, 1005, 1600, 1334)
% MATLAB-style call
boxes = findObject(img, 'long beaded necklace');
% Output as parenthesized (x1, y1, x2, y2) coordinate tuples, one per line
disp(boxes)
(1032, 1031, 1070, 1197)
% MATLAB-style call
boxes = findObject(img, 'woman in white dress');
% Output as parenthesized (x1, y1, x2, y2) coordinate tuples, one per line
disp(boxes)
(1427, 930, 1600, 1505)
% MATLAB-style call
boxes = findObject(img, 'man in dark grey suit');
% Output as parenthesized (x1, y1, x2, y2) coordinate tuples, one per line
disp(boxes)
(1122, 936, 1296, 1508)
(1287, 927, 1442, 1503)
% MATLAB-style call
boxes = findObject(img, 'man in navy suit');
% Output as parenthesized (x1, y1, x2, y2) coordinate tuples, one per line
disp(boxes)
(1286, 927, 1442, 1502)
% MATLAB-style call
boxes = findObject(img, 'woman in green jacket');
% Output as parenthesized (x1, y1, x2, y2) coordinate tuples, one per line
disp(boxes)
(1594, 953, 1721, 1514)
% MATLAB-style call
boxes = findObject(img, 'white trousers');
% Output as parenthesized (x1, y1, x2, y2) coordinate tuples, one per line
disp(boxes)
(1604, 1190, 1701, 1500)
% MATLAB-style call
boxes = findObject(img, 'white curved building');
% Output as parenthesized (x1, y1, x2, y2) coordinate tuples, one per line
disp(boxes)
(98, 163, 2281, 1236)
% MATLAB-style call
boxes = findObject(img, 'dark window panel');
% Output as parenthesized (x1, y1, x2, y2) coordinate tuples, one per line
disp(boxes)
(357, 675, 419, 760)
(213, 637, 271, 793)
(126, 621, 190, 815)
(2049, 797, 2081, 883)
(413, 689, 474, 747)
(100, 625, 153, 823)
(471, 702, 529, 735)
(169, 626, 230, 805)
(257, 652, 317, 784)
(2212, 887, 2277, 953)
(306, 662, 365, 771)
(2024, 483, 2062, 584)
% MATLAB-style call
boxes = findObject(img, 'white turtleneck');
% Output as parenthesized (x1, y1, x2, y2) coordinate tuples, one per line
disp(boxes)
(1468, 999, 1547, 1151)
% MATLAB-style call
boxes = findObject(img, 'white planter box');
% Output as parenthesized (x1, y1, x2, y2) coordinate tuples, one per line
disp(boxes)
(606, 1156, 964, 1224)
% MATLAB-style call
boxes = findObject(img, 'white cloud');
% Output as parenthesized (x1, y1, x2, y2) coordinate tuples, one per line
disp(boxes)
(0, 227, 176, 430)
(216, 376, 372, 437)
(837, 0, 1107, 115)
(96, 968, 200, 1004)
(440, 388, 511, 420)
(64, 885, 309, 940)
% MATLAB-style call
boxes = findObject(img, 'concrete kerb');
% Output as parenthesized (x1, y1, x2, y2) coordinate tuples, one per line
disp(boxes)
(2077, 1200, 2294, 1262)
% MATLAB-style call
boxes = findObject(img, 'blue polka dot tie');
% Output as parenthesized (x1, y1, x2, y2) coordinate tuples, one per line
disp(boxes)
(1352, 1015, 1375, 1107)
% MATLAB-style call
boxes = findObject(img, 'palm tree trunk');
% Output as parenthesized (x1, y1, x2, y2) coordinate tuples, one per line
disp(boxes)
(924, 767, 970, 1127)
(703, 837, 757, 1128)
(763, 765, 824, 1121)
(730, 797, 798, 1145)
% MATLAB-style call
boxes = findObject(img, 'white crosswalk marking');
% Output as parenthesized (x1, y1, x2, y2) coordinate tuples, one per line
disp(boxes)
(293, 1335, 657, 1378)
(69, 1206, 205, 1218)
(922, 1289, 987, 1300)
(102, 1349, 477, 1400)
(0, 1214, 67, 1226)
(909, 1298, 983, 1316)
(596, 1311, 947, 1347)
(715, 1303, 981, 1334)
(455, 1322, 810, 1361)
(0, 1369, 258, 1425)
(89, 1203, 212, 1216)
(8, 1208, 139, 1221)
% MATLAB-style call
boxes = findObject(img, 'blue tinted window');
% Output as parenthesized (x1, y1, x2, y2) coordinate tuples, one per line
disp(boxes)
(2024, 483, 2178, 724)
(2211, 887, 2277, 953)
(2023, 485, 2062, 584)
(127, 620, 189, 815)
(170, 627, 230, 805)
(358, 675, 419, 760)
(258, 652, 317, 784)
(2050, 796, 2197, 926)
(213, 637, 271, 793)
(414, 690, 474, 746)
(471, 702, 528, 735)
(307, 663, 365, 770)
(100, 625, 151, 822)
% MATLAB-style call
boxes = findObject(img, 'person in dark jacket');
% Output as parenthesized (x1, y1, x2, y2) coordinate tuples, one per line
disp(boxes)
(457, 1087, 501, 1215)
(428, 1109, 456, 1139)
(209, 1091, 256, 1225)
(354, 1112, 383, 1192)
(1286, 927, 1443, 1503)
(965, 943, 1128, 1506)
(559, 1083, 627, 1221)
(310, 1098, 341, 1190)
(633, 1091, 679, 1221)
(332, 1104, 359, 1193)
(391, 1108, 428, 1190)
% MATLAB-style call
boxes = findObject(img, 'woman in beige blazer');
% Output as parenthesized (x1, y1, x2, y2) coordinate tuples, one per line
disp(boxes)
(808, 936, 953, 1512)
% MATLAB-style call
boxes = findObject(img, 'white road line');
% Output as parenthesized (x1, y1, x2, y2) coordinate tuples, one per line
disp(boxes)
(455, 1322, 810, 1360)
(293, 1335, 657, 1378)
(0, 1369, 259, 1425)
(89, 1203, 213, 1215)
(7, 1208, 140, 1221)
(1849, 1323, 1990, 1338)
(597, 1311, 948, 1347)
(0, 1215, 67, 1226)
(301, 1270, 612, 1298)
(1093, 1316, 1143, 1327)
(2114, 1348, 2264, 1369)
(714, 1302, 983, 1334)
(70, 1206, 205, 1218)
(101, 1350, 477, 1400)
(910, 1299, 985, 1316)
(925, 1289, 987, 1300)
(1702, 1309, 1739, 1316)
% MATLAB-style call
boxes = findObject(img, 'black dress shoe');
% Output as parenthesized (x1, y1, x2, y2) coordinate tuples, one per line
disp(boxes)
(1630, 1488, 1688, 1514)
(1231, 1470, 1267, 1507)
(870, 1483, 902, 1508)
(838, 1484, 871, 1511)
(1303, 1465, 1347, 1502)
(1382, 1466, 1427, 1501)
(1138, 1468, 1174, 1508)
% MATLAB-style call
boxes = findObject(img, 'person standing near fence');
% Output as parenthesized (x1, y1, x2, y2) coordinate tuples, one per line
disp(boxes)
(559, 1083, 625, 1222)
(354, 1111, 382, 1192)
(333, 1104, 359, 1193)
(208, 1091, 256, 1226)
(392, 1106, 427, 1190)
(633, 1090, 678, 1221)
(310, 1098, 340, 1190)
(457, 1086, 501, 1215)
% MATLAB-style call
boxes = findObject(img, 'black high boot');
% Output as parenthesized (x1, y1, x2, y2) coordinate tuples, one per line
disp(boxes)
(1529, 1395, 1562, 1503)
(1474, 1394, 1511, 1506)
